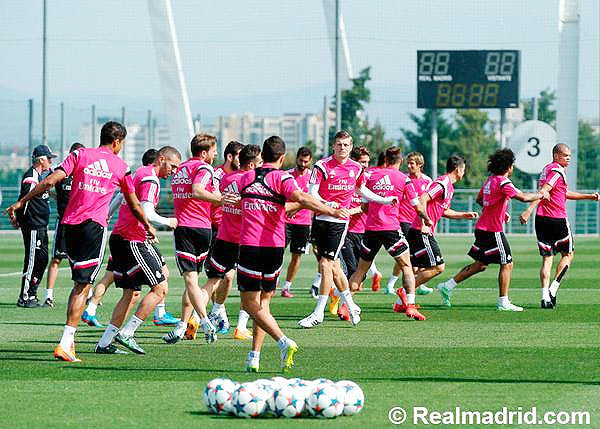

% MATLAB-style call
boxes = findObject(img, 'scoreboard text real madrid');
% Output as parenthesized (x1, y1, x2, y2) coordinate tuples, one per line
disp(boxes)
(417, 50, 520, 109)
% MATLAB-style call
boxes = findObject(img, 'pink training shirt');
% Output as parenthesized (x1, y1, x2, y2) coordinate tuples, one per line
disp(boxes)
(286, 168, 312, 226)
(309, 155, 364, 223)
(58, 146, 133, 227)
(348, 192, 365, 233)
(216, 170, 245, 244)
(398, 173, 432, 223)
(411, 174, 454, 234)
(239, 164, 301, 247)
(364, 167, 418, 231)
(172, 158, 216, 229)
(475, 175, 520, 232)
(536, 162, 568, 218)
(112, 165, 160, 241)
(210, 165, 227, 227)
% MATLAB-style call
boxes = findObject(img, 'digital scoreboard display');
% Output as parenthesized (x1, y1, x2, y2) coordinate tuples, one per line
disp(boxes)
(417, 50, 520, 109)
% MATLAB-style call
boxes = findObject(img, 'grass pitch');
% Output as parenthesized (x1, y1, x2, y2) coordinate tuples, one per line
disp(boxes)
(0, 232, 599, 428)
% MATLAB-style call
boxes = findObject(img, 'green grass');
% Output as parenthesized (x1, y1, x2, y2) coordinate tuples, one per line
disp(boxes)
(1, 232, 599, 428)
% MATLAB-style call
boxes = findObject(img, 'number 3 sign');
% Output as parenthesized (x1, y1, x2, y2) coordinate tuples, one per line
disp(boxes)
(507, 120, 557, 175)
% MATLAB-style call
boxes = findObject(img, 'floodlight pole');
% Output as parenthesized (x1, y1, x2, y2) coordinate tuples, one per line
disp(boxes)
(60, 102, 65, 159)
(500, 108, 506, 148)
(91, 104, 96, 147)
(28, 99, 34, 156)
(335, 0, 341, 131)
(42, 0, 48, 145)
(323, 95, 328, 155)
(431, 109, 438, 180)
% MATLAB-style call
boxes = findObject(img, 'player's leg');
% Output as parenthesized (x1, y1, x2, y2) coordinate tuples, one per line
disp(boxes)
(45, 258, 61, 307)
(368, 261, 382, 291)
(163, 273, 198, 343)
(282, 253, 301, 298)
(393, 250, 426, 320)
(82, 270, 113, 327)
(209, 270, 234, 332)
(539, 255, 554, 306)
(548, 251, 573, 306)
(95, 288, 139, 354)
(496, 262, 522, 311)
(436, 261, 486, 307)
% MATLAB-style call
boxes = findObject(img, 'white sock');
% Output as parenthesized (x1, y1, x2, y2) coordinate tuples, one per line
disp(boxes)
(191, 309, 199, 319)
(387, 275, 399, 288)
(97, 323, 119, 348)
(542, 287, 551, 301)
(59, 325, 76, 350)
(406, 293, 416, 304)
(277, 336, 290, 351)
(445, 278, 458, 290)
(333, 288, 340, 297)
(237, 310, 250, 330)
(315, 295, 328, 316)
(154, 303, 166, 319)
(311, 273, 322, 288)
(86, 302, 98, 316)
(200, 316, 211, 328)
(395, 298, 403, 306)
(341, 289, 356, 308)
(174, 321, 187, 337)
(368, 262, 380, 276)
(120, 315, 143, 338)
(45, 289, 53, 300)
(210, 303, 224, 316)
(87, 288, 93, 299)
(549, 280, 560, 297)
(498, 296, 510, 306)
(247, 350, 260, 360)
(283, 281, 292, 291)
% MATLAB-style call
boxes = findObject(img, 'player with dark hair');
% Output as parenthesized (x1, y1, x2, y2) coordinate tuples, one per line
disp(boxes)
(7, 121, 156, 362)
(519, 143, 600, 308)
(281, 146, 313, 298)
(435, 149, 549, 310)
(44, 142, 85, 308)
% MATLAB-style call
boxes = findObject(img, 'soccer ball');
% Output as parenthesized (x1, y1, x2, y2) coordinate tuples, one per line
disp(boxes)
(208, 378, 238, 415)
(254, 379, 278, 416)
(273, 384, 306, 418)
(203, 378, 224, 413)
(270, 376, 288, 387)
(231, 382, 267, 418)
(336, 380, 365, 416)
(306, 382, 344, 418)
(312, 377, 334, 386)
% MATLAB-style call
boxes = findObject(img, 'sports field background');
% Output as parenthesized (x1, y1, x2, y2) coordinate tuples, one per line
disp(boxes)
(1, 232, 598, 428)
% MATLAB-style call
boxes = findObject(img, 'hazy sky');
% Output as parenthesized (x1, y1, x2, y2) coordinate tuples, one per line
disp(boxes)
(0, 0, 598, 143)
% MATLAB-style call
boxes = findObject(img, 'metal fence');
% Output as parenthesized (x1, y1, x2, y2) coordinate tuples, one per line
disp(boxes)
(0, 187, 598, 234)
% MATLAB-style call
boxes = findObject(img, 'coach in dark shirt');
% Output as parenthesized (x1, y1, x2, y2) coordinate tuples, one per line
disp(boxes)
(15, 145, 56, 307)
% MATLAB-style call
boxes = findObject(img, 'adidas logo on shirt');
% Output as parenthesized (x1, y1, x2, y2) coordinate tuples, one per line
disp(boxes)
(171, 167, 191, 185)
(83, 159, 113, 179)
(244, 182, 272, 197)
(223, 182, 239, 195)
(372, 175, 394, 191)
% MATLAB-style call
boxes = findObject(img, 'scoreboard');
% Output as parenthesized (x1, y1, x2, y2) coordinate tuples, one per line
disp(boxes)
(417, 50, 520, 109)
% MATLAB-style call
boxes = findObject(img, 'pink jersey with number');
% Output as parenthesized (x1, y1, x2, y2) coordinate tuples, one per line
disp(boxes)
(536, 162, 568, 218)
(171, 158, 215, 228)
(364, 167, 417, 231)
(286, 168, 312, 226)
(216, 170, 245, 244)
(58, 146, 133, 227)
(112, 165, 160, 241)
(309, 156, 364, 223)
(398, 173, 432, 223)
(411, 174, 454, 233)
(210, 165, 227, 227)
(239, 164, 300, 247)
(475, 175, 519, 232)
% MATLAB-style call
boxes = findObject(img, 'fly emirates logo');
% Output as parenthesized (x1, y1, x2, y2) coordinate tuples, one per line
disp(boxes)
(328, 178, 354, 191)
(80, 160, 112, 195)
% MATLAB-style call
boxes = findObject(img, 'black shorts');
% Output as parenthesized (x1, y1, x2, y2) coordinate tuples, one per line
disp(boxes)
(311, 219, 348, 260)
(65, 220, 108, 285)
(360, 230, 409, 261)
(468, 229, 513, 265)
(106, 244, 165, 273)
(400, 221, 412, 238)
(407, 228, 444, 268)
(339, 232, 362, 278)
(52, 218, 68, 260)
(286, 223, 311, 254)
(205, 239, 239, 279)
(237, 245, 284, 293)
(174, 226, 212, 274)
(109, 234, 166, 291)
(205, 224, 219, 270)
(535, 216, 574, 256)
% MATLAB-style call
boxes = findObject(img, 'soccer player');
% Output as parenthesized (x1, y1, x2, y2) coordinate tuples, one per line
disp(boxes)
(207, 141, 244, 333)
(348, 147, 430, 320)
(282, 146, 313, 298)
(81, 148, 179, 327)
(519, 143, 600, 308)
(45, 143, 85, 308)
(94, 146, 181, 354)
(435, 149, 549, 311)
(12, 145, 56, 308)
(394, 155, 478, 313)
(6, 121, 156, 362)
(238, 136, 348, 372)
(298, 130, 398, 328)
(387, 151, 433, 295)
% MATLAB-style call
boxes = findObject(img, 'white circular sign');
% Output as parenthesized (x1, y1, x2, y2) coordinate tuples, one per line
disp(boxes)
(507, 120, 556, 174)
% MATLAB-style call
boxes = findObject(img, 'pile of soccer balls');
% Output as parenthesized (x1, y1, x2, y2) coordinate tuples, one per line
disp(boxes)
(204, 377, 364, 418)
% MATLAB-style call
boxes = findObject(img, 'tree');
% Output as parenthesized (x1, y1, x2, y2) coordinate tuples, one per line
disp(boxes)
(577, 120, 600, 189)
(522, 88, 556, 126)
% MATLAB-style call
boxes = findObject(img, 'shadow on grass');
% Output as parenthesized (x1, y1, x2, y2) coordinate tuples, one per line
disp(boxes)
(184, 410, 318, 420)
(63, 366, 281, 375)
(1, 322, 65, 327)
(361, 376, 600, 386)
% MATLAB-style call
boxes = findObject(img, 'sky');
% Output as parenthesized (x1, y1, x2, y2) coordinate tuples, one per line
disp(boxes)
(0, 0, 598, 146)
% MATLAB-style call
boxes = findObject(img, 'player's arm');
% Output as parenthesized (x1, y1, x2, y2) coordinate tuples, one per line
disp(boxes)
(414, 192, 433, 227)
(358, 184, 398, 205)
(108, 192, 124, 219)
(513, 189, 548, 203)
(141, 201, 177, 229)
(5, 169, 66, 221)
(123, 191, 156, 240)
(443, 208, 479, 219)
(348, 205, 363, 216)
(519, 183, 552, 224)
(289, 190, 350, 220)
(192, 182, 222, 204)
(285, 201, 302, 218)
(566, 190, 600, 201)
